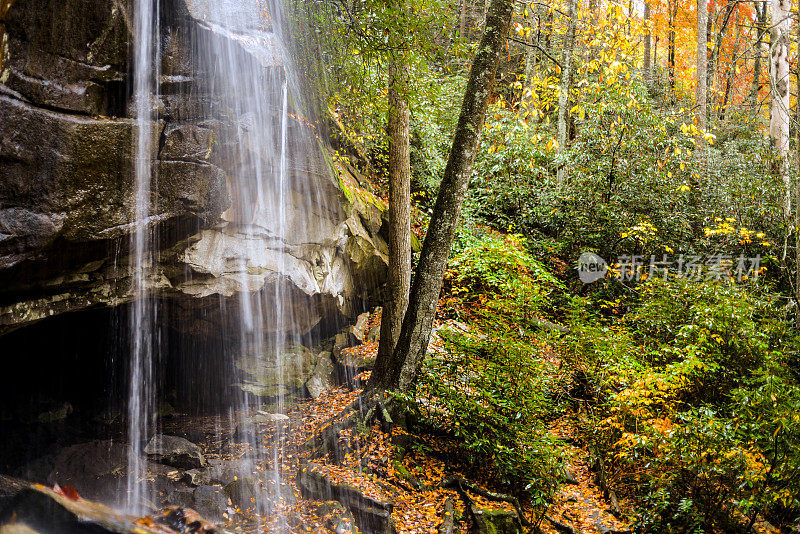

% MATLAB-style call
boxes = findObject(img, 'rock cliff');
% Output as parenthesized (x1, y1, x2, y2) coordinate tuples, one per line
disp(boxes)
(0, 0, 387, 337)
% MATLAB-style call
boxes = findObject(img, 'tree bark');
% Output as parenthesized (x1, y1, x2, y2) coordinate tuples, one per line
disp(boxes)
(707, 0, 736, 111)
(556, 0, 578, 189)
(796, 5, 800, 322)
(696, 0, 707, 143)
(770, 0, 791, 216)
(643, 1, 652, 85)
(668, 0, 677, 98)
(752, 1, 767, 104)
(371, 57, 412, 389)
(369, 0, 515, 392)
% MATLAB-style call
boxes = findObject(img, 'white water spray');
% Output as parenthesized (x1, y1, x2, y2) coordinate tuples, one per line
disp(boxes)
(128, 0, 159, 514)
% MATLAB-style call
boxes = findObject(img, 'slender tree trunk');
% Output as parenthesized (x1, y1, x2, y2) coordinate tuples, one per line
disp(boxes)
(522, 21, 539, 108)
(770, 0, 791, 216)
(721, 12, 741, 122)
(370, 0, 515, 392)
(795, 5, 800, 322)
(371, 58, 412, 389)
(643, 1, 652, 85)
(556, 0, 578, 189)
(654, 35, 659, 81)
(668, 0, 677, 97)
(696, 0, 707, 142)
(752, 1, 767, 104)
(707, 1, 736, 108)
(458, 0, 467, 38)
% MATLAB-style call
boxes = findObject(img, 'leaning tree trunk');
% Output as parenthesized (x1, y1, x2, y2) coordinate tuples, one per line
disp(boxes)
(370, 0, 515, 392)
(556, 0, 577, 189)
(770, 0, 791, 216)
(371, 56, 412, 388)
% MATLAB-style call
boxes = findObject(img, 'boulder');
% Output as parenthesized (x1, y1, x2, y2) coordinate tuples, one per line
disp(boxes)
(305, 351, 335, 398)
(223, 477, 258, 510)
(191, 485, 229, 521)
(298, 463, 394, 534)
(0, 483, 227, 534)
(470, 506, 522, 534)
(317, 501, 357, 534)
(18, 441, 183, 508)
(348, 312, 371, 343)
(182, 460, 245, 487)
(145, 435, 206, 469)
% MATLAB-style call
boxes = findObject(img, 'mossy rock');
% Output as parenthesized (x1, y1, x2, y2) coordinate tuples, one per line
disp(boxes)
(470, 506, 522, 534)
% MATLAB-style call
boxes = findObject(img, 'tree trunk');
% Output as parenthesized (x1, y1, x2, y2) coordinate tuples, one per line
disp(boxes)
(696, 0, 707, 141)
(370, 58, 412, 389)
(707, 1, 736, 111)
(752, 1, 767, 104)
(369, 0, 515, 392)
(796, 5, 800, 322)
(668, 0, 677, 97)
(556, 0, 578, 189)
(458, 0, 467, 38)
(643, 1, 652, 85)
(721, 12, 741, 122)
(770, 0, 791, 216)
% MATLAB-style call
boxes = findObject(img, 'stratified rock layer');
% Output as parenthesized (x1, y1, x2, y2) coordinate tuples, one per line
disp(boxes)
(0, 0, 387, 338)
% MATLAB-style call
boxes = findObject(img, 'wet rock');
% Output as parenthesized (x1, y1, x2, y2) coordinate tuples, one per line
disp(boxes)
(18, 441, 182, 508)
(332, 332, 359, 362)
(166, 485, 229, 522)
(305, 351, 335, 398)
(298, 463, 394, 534)
(317, 501, 357, 534)
(233, 412, 290, 440)
(0, 484, 164, 534)
(236, 345, 318, 399)
(348, 312, 371, 342)
(145, 435, 206, 469)
(470, 506, 523, 534)
(191, 485, 229, 521)
(224, 476, 258, 509)
(0, 0, 389, 338)
(182, 460, 244, 487)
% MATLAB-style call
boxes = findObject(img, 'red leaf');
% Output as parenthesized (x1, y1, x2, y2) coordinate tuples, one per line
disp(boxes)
(53, 483, 81, 501)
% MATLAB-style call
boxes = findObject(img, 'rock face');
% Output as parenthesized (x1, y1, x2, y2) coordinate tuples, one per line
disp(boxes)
(0, 0, 387, 338)
(145, 435, 206, 469)
(0, 477, 229, 534)
(298, 463, 395, 534)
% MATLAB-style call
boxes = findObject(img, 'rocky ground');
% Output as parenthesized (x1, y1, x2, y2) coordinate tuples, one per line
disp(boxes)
(0, 308, 636, 534)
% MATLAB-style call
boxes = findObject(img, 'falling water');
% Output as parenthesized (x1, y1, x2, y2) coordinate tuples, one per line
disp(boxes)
(125, 0, 339, 520)
(128, 0, 159, 514)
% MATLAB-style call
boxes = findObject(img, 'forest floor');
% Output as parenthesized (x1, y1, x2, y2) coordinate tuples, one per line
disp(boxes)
(212, 341, 632, 534)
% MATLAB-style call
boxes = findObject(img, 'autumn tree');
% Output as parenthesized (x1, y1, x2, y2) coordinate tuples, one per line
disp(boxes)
(557, 0, 578, 189)
(770, 0, 790, 216)
(370, 0, 515, 391)
(374, 44, 412, 381)
(696, 0, 707, 148)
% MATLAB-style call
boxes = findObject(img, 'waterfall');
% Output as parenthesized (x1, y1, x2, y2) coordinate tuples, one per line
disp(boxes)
(126, 0, 335, 520)
(128, 0, 159, 514)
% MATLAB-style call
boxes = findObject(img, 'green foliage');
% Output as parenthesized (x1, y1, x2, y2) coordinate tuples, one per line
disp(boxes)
(402, 231, 568, 505)
(563, 279, 800, 531)
(413, 329, 565, 505)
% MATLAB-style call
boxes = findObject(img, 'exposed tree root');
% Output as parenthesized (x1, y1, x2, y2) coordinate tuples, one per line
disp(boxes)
(440, 476, 532, 527)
